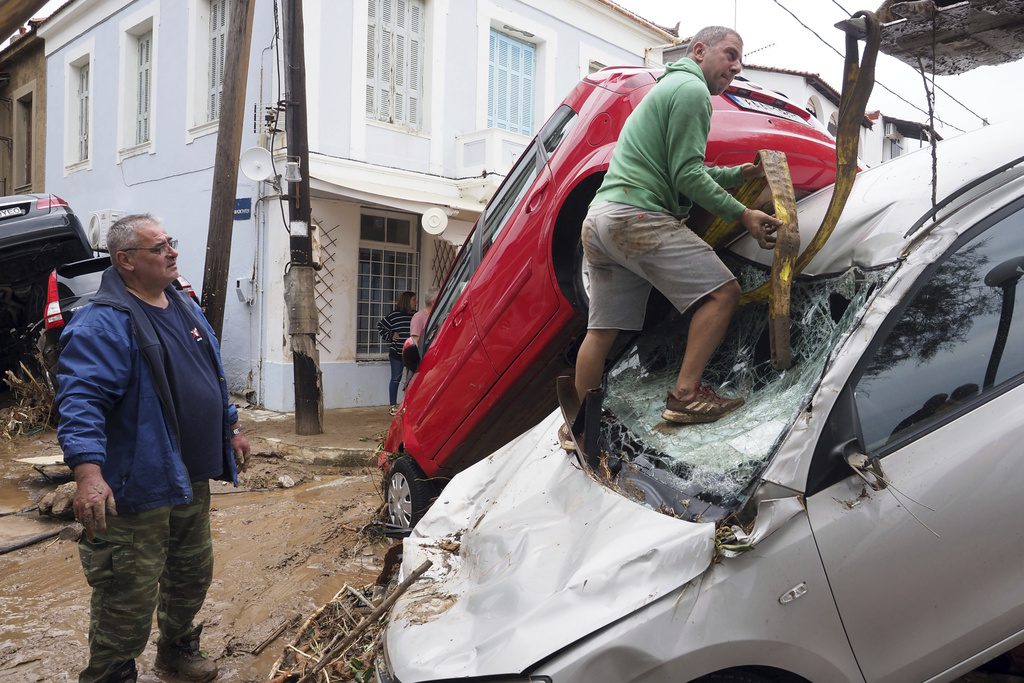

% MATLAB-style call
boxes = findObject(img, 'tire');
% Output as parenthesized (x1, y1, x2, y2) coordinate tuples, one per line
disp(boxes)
(385, 455, 437, 529)
(693, 668, 803, 683)
(572, 238, 590, 312)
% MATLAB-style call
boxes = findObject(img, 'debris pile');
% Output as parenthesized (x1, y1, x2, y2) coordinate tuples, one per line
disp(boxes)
(1, 362, 55, 439)
(269, 560, 431, 682)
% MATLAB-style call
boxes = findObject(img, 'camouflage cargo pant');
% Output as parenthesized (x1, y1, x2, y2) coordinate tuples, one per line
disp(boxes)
(77, 481, 213, 683)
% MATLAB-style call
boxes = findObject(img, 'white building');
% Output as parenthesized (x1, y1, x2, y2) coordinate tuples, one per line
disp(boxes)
(38, 0, 673, 410)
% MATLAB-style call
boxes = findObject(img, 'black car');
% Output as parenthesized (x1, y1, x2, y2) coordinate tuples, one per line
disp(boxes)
(0, 194, 92, 380)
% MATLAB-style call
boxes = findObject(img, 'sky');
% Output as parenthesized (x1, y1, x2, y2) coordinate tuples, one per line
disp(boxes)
(12, 0, 1019, 138)
(612, 0, 1020, 138)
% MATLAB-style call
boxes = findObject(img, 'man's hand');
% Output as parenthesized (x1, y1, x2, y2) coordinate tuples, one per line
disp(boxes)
(740, 161, 765, 181)
(231, 428, 252, 473)
(740, 208, 783, 249)
(72, 463, 116, 541)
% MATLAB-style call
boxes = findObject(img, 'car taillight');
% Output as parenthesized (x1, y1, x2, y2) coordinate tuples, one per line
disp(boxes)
(36, 195, 70, 211)
(177, 276, 200, 304)
(44, 270, 65, 330)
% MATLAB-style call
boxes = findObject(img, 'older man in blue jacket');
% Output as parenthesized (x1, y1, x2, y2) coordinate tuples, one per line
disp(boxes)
(57, 214, 250, 683)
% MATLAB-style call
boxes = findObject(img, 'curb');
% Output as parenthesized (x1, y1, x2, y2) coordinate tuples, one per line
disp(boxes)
(249, 438, 378, 468)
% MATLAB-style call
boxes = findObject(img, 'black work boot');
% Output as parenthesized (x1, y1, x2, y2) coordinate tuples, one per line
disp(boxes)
(154, 624, 218, 682)
(99, 660, 138, 683)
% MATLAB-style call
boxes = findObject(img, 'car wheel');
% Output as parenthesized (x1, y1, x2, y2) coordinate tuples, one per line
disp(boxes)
(693, 668, 803, 683)
(572, 239, 590, 311)
(385, 455, 436, 529)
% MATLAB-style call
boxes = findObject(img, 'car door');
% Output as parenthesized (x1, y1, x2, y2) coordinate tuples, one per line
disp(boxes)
(404, 240, 497, 463)
(806, 197, 1024, 682)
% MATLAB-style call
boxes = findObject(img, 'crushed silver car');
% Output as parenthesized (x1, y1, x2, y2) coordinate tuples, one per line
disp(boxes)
(377, 121, 1024, 683)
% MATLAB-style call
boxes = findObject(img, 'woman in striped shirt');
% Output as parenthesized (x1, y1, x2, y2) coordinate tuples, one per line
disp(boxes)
(377, 291, 417, 414)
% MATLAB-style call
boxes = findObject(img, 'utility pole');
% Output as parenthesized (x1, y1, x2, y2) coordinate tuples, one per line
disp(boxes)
(283, 0, 324, 434)
(201, 0, 257, 337)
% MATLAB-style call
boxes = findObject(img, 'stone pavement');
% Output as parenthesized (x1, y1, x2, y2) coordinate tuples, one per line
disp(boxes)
(237, 403, 395, 468)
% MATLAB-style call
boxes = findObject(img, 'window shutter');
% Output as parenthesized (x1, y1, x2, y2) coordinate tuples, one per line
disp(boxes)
(488, 31, 534, 135)
(78, 64, 90, 161)
(208, 0, 228, 121)
(367, 0, 423, 128)
(136, 32, 152, 144)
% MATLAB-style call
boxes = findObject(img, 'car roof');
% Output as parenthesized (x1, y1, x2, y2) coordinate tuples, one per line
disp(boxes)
(728, 121, 1024, 276)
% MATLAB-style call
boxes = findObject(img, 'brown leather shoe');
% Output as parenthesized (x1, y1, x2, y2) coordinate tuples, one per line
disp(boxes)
(155, 624, 218, 682)
(662, 385, 744, 424)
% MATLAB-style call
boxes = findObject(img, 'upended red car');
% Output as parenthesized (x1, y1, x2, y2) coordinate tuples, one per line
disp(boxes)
(382, 66, 839, 528)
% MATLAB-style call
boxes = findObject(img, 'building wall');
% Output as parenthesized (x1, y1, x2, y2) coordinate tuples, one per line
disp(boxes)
(0, 33, 46, 195)
(39, 0, 669, 410)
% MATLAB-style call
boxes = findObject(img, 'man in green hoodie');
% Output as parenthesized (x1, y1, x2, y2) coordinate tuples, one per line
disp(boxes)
(571, 26, 782, 431)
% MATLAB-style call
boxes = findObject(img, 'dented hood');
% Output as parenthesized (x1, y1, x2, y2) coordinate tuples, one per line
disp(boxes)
(387, 411, 716, 681)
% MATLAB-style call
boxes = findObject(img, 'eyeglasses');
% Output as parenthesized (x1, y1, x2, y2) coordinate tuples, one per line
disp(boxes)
(121, 238, 178, 255)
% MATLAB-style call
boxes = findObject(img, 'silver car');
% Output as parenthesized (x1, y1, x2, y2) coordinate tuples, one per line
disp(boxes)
(376, 120, 1024, 683)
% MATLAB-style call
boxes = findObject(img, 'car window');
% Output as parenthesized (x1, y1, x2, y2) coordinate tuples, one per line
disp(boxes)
(475, 106, 577, 259)
(423, 240, 474, 349)
(539, 104, 578, 156)
(854, 201, 1024, 453)
(477, 141, 541, 258)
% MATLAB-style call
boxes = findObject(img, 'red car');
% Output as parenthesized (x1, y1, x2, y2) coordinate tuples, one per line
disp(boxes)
(382, 67, 839, 528)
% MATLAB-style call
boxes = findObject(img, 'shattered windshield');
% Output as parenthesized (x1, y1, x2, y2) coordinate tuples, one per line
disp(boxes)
(595, 261, 893, 521)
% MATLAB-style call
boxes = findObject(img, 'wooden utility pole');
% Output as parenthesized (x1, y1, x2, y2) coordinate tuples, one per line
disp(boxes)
(283, 0, 324, 434)
(201, 0, 257, 337)
(0, 0, 49, 45)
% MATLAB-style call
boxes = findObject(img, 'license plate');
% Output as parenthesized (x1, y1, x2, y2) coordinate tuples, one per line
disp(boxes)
(727, 94, 807, 125)
(0, 206, 26, 219)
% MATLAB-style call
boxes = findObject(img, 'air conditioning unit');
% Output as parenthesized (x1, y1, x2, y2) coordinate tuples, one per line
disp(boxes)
(88, 209, 124, 251)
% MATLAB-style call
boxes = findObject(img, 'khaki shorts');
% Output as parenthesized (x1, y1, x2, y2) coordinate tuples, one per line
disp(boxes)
(582, 201, 736, 331)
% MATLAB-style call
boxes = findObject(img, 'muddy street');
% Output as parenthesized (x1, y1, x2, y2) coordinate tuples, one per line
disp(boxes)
(0, 419, 391, 683)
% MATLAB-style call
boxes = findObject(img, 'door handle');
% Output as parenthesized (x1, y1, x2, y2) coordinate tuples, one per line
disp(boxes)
(452, 300, 468, 327)
(525, 180, 549, 214)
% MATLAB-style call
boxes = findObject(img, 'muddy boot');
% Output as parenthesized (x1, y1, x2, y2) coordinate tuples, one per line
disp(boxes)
(154, 624, 218, 682)
(97, 660, 137, 683)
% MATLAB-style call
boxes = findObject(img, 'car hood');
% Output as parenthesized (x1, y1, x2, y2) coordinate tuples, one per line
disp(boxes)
(386, 410, 716, 680)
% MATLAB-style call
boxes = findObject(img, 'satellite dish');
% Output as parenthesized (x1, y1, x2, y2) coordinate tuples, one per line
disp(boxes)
(240, 146, 274, 181)
(421, 207, 448, 235)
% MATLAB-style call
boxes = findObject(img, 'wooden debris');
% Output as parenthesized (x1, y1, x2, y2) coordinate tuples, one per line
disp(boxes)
(1, 362, 55, 439)
(270, 560, 432, 682)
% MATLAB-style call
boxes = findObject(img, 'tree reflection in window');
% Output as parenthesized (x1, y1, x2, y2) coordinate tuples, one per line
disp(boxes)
(855, 206, 1024, 452)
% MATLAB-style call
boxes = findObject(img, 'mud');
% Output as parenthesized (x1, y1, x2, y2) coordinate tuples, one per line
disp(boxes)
(0, 431, 391, 682)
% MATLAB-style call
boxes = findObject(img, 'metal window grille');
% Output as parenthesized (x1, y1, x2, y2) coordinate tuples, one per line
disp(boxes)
(357, 247, 420, 357)
(77, 64, 90, 161)
(431, 239, 456, 289)
(136, 32, 152, 144)
(208, 0, 227, 122)
(366, 0, 424, 128)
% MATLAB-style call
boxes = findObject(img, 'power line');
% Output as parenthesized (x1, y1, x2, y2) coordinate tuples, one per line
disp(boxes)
(826, 0, 988, 126)
(769, 0, 966, 133)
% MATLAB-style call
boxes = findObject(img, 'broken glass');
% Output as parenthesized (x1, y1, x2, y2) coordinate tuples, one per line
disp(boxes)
(597, 261, 895, 520)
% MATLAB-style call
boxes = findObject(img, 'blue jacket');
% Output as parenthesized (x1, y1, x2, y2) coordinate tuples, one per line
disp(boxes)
(56, 267, 238, 514)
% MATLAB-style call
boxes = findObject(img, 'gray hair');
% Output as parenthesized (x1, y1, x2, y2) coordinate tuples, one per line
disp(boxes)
(424, 288, 439, 307)
(685, 26, 742, 56)
(106, 213, 160, 255)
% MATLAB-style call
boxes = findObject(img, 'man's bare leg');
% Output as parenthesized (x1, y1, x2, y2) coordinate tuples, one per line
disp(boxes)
(673, 280, 740, 399)
(574, 328, 620, 406)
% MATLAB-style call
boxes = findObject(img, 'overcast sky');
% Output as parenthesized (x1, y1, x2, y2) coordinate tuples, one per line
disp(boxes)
(613, 0, 1018, 138)
(14, 0, 1018, 138)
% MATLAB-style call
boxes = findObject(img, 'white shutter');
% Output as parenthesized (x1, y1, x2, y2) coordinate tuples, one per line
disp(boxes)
(78, 64, 90, 161)
(208, 0, 228, 121)
(136, 32, 152, 144)
(368, 0, 423, 128)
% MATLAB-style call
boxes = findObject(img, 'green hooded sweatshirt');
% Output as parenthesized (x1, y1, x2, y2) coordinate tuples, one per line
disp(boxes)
(592, 58, 747, 221)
